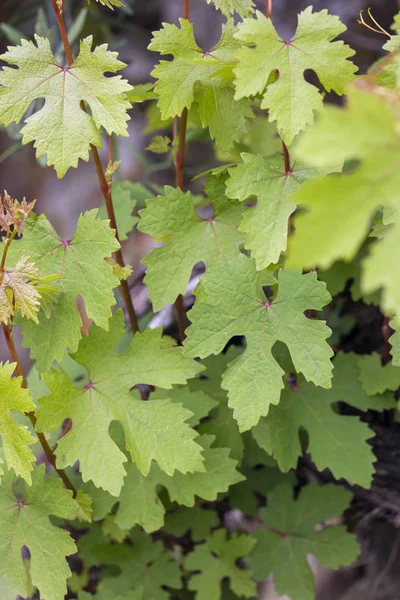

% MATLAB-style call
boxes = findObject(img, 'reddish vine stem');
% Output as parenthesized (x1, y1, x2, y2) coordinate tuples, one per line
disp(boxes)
(184, 0, 190, 20)
(51, 0, 139, 334)
(50, 0, 74, 65)
(2, 323, 77, 496)
(175, 109, 188, 191)
(91, 146, 140, 333)
(265, 0, 272, 19)
(282, 140, 291, 173)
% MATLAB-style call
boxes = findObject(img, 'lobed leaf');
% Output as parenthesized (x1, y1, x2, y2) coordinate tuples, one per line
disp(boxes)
(249, 483, 359, 600)
(184, 255, 333, 431)
(36, 311, 204, 496)
(0, 36, 132, 176)
(233, 8, 357, 144)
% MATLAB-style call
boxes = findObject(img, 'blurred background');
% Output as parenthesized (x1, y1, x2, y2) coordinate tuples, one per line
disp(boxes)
(1, 2, 400, 598)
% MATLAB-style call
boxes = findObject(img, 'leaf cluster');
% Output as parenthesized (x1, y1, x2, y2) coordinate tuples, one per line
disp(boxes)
(0, 2, 399, 600)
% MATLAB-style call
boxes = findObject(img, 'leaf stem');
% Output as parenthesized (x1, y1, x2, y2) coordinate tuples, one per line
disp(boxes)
(91, 145, 139, 333)
(50, 0, 139, 334)
(175, 109, 188, 191)
(50, 0, 74, 66)
(1, 323, 77, 497)
(184, 0, 190, 20)
(282, 140, 291, 173)
(265, 0, 272, 19)
(0, 229, 17, 273)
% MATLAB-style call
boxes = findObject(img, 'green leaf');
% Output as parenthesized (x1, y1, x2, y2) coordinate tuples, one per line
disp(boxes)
(75, 489, 93, 523)
(36, 311, 204, 496)
(189, 350, 244, 462)
(164, 507, 218, 541)
(91, 435, 243, 533)
(138, 177, 244, 310)
(288, 88, 400, 324)
(7, 211, 120, 371)
(94, 529, 181, 600)
(0, 36, 131, 177)
(146, 135, 172, 154)
(358, 352, 400, 395)
(98, 182, 139, 241)
(0, 466, 77, 600)
(233, 9, 356, 144)
(252, 353, 394, 487)
(0, 256, 41, 325)
(186, 529, 256, 600)
(102, 515, 127, 542)
(390, 322, 400, 365)
(156, 435, 244, 507)
(90, 0, 125, 9)
(380, 14, 400, 89)
(0, 362, 36, 484)
(149, 21, 253, 151)
(229, 465, 294, 516)
(249, 483, 359, 600)
(126, 83, 158, 104)
(226, 153, 339, 269)
(206, 0, 255, 18)
(169, 388, 218, 426)
(184, 256, 333, 431)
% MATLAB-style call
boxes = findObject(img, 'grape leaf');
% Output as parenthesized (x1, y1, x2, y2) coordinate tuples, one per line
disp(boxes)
(390, 323, 400, 366)
(75, 489, 93, 523)
(36, 311, 204, 496)
(189, 350, 244, 462)
(7, 210, 120, 371)
(233, 8, 356, 144)
(287, 88, 400, 324)
(146, 135, 171, 154)
(93, 529, 181, 600)
(0, 466, 77, 600)
(206, 0, 255, 17)
(98, 182, 139, 241)
(149, 21, 254, 151)
(169, 388, 217, 426)
(249, 483, 359, 600)
(186, 529, 256, 600)
(92, 435, 243, 533)
(252, 353, 395, 487)
(229, 464, 294, 516)
(184, 255, 333, 431)
(380, 14, 400, 89)
(164, 507, 218, 541)
(147, 385, 217, 426)
(90, 0, 125, 9)
(138, 176, 244, 310)
(358, 352, 400, 395)
(0, 35, 131, 177)
(0, 362, 36, 484)
(226, 153, 340, 269)
(0, 256, 41, 325)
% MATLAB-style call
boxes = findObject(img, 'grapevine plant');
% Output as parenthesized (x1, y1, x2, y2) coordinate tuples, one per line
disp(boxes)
(0, 0, 400, 599)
